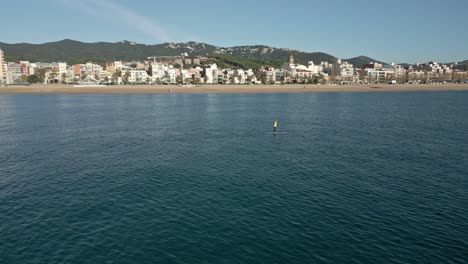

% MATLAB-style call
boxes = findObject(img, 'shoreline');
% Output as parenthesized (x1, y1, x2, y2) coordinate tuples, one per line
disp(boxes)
(1, 84, 468, 94)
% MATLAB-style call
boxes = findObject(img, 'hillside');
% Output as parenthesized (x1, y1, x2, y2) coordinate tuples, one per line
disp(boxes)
(343, 56, 386, 68)
(0, 39, 217, 63)
(0, 39, 338, 66)
(214, 45, 337, 65)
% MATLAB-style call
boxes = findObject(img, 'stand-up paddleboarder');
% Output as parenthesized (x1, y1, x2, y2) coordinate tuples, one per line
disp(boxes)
(273, 120, 278, 134)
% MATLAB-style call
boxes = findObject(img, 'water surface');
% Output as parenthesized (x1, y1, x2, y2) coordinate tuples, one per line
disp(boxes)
(1, 92, 467, 263)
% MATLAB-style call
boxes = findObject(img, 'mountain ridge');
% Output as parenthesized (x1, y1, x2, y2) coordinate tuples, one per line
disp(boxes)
(0, 39, 397, 68)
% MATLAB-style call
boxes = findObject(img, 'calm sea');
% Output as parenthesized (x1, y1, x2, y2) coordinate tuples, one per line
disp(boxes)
(1, 92, 467, 263)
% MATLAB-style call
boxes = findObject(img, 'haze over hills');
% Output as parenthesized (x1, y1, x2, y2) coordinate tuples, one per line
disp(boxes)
(0, 39, 465, 69)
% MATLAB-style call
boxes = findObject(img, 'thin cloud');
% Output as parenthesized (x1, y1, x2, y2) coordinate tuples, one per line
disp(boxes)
(58, 0, 172, 42)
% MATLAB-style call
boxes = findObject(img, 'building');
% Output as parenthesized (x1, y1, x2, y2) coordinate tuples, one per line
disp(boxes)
(114, 61, 123, 71)
(57, 63, 67, 80)
(320, 61, 335, 75)
(106, 62, 116, 74)
(6, 62, 22, 84)
(73, 65, 82, 78)
(0, 49, 6, 84)
(338, 60, 354, 77)
(362, 62, 383, 70)
(204, 64, 218, 84)
(122, 69, 149, 84)
(392, 64, 406, 80)
(365, 69, 388, 82)
(260, 67, 283, 84)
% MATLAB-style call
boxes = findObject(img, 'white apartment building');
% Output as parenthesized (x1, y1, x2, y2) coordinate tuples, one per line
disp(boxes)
(6, 62, 22, 84)
(123, 69, 148, 83)
(204, 64, 218, 84)
(392, 64, 406, 79)
(58, 62, 67, 76)
(366, 68, 394, 82)
(114, 61, 123, 71)
(0, 49, 6, 84)
(150, 63, 180, 84)
(338, 60, 354, 78)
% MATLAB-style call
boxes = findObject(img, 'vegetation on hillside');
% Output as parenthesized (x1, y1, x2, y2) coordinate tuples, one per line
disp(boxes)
(212, 54, 282, 70)
(0, 39, 338, 66)
(343, 56, 386, 68)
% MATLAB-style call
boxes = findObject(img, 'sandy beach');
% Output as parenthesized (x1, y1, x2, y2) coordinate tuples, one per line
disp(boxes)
(1, 84, 468, 94)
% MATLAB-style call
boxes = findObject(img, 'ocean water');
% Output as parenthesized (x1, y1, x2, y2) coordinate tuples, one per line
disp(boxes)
(0, 91, 467, 263)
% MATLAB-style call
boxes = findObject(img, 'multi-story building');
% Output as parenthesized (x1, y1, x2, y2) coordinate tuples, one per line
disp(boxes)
(19, 61, 35, 76)
(365, 69, 387, 82)
(114, 61, 123, 71)
(337, 59, 354, 79)
(320, 61, 335, 75)
(57, 62, 67, 80)
(6, 62, 24, 84)
(0, 49, 6, 84)
(122, 69, 148, 84)
(73, 64, 82, 78)
(106, 62, 116, 74)
(392, 64, 406, 81)
(362, 62, 383, 70)
(204, 64, 218, 84)
(259, 67, 275, 84)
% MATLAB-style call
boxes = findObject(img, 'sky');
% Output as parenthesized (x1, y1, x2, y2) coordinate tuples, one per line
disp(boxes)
(1, 0, 467, 63)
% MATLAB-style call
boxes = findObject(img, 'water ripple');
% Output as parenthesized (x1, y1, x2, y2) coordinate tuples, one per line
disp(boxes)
(1, 92, 467, 263)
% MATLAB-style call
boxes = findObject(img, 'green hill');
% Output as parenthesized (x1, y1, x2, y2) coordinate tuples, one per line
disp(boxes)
(0, 39, 339, 66)
(343, 56, 387, 68)
(0, 39, 217, 63)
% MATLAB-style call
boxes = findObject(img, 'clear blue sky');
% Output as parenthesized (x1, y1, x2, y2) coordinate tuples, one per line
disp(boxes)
(1, 0, 467, 63)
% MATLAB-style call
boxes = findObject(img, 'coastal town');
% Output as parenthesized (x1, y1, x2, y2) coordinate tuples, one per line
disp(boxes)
(1, 48, 467, 87)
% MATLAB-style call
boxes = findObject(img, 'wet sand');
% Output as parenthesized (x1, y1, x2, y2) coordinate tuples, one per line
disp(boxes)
(1, 84, 468, 94)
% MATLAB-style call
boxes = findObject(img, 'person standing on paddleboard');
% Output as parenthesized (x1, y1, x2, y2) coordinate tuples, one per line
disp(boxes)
(273, 120, 278, 133)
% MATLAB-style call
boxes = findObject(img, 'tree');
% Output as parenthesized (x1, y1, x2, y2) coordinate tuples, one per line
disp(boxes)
(112, 71, 120, 84)
(232, 71, 239, 84)
(35, 69, 47, 82)
(27, 74, 42, 84)
(247, 75, 253, 84)
(49, 69, 58, 80)
(124, 71, 131, 84)
(164, 72, 170, 84)
(94, 73, 101, 81)
(176, 74, 182, 84)
(61, 73, 67, 83)
(284, 71, 291, 84)
(260, 74, 267, 84)
(319, 74, 326, 84)
(313, 75, 319, 84)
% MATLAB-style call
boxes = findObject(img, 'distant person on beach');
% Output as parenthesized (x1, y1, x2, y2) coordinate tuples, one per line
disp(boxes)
(273, 120, 278, 133)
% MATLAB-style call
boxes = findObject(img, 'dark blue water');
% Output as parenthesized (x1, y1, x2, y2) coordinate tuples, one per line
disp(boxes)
(1, 92, 467, 263)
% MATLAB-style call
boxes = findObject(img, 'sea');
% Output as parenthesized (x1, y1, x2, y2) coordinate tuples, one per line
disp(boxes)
(0, 91, 467, 263)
